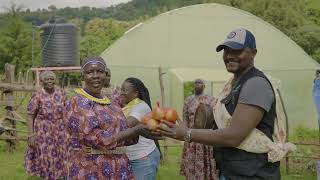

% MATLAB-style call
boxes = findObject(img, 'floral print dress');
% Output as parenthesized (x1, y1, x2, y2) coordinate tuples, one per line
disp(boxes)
(180, 94, 219, 180)
(25, 88, 68, 180)
(101, 85, 121, 107)
(66, 89, 138, 180)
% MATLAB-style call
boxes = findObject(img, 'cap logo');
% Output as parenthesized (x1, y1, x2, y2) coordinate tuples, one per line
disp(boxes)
(227, 31, 236, 39)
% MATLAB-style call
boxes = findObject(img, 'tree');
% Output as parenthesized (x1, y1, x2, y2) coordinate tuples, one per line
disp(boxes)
(202, 0, 319, 62)
(0, 3, 40, 73)
(184, 81, 194, 98)
(70, 18, 85, 36)
(4, 3, 24, 18)
(0, 0, 319, 65)
(291, 25, 320, 62)
(80, 18, 131, 61)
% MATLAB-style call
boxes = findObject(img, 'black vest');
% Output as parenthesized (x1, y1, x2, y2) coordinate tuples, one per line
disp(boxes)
(214, 67, 280, 180)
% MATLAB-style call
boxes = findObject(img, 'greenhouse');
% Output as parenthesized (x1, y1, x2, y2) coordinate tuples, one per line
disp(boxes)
(101, 3, 320, 129)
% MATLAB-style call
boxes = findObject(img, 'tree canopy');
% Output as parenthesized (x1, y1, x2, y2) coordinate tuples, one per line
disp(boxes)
(0, 0, 319, 73)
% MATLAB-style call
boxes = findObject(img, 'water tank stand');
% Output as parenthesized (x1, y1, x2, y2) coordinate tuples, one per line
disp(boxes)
(31, 66, 81, 87)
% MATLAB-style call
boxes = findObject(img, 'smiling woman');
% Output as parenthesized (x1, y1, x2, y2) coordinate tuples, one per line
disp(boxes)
(81, 57, 107, 97)
(120, 77, 162, 180)
(66, 57, 147, 180)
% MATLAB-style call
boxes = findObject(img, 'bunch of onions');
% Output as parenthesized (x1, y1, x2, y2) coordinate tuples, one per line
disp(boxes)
(142, 101, 178, 130)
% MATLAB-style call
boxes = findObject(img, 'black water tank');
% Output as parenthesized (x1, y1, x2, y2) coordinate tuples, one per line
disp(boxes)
(40, 17, 79, 67)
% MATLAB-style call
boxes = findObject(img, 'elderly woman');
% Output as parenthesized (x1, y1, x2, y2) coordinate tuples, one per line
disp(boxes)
(25, 71, 68, 180)
(66, 57, 145, 179)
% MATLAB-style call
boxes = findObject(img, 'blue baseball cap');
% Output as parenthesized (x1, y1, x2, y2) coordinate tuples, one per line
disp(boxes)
(216, 28, 256, 52)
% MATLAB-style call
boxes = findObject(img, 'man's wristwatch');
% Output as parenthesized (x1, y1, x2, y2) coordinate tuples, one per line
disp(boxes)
(184, 129, 192, 143)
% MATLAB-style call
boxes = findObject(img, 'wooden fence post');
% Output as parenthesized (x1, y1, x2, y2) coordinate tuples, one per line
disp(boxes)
(277, 88, 290, 174)
(3, 63, 16, 152)
(158, 66, 168, 161)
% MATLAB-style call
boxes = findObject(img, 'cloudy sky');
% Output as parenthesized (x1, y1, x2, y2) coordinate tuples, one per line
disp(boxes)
(0, 0, 131, 12)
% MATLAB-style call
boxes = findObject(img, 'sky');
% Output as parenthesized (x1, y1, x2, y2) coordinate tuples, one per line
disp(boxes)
(0, 0, 131, 12)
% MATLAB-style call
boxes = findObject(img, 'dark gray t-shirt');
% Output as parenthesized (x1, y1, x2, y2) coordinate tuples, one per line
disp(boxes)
(238, 77, 274, 112)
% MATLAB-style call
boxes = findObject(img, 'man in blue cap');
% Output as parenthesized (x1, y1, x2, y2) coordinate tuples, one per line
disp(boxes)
(158, 28, 281, 179)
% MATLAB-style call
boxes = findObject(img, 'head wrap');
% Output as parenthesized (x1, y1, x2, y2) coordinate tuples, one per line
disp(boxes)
(81, 57, 107, 72)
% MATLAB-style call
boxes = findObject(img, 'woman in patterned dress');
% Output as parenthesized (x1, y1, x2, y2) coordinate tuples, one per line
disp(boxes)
(180, 79, 218, 180)
(25, 71, 69, 180)
(66, 57, 145, 180)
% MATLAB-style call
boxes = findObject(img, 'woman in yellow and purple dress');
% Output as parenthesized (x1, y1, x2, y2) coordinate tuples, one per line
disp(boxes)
(66, 57, 145, 179)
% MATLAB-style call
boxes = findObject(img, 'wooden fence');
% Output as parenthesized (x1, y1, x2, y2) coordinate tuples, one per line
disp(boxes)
(0, 64, 34, 152)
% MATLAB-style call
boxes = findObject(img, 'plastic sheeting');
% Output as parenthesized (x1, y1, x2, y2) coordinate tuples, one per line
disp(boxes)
(101, 4, 320, 129)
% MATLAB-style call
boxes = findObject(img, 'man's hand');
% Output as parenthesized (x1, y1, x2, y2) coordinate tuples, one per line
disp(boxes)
(157, 120, 188, 141)
(140, 128, 164, 140)
(135, 123, 164, 140)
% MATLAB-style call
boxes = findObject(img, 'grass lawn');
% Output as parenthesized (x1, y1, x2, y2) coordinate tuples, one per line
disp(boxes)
(0, 94, 318, 179)
(308, 0, 320, 10)
(157, 145, 184, 180)
(0, 139, 317, 180)
(0, 142, 41, 180)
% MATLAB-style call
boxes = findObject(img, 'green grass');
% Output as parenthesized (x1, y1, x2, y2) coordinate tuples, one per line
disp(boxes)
(0, 142, 41, 180)
(157, 145, 184, 180)
(0, 99, 318, 180)
(1, 141, 316, 180)
(308, 0, 320, 10)
(280, 167, 316, 180)
(289, 125, 319, 142)
(0, 142, 25, 180)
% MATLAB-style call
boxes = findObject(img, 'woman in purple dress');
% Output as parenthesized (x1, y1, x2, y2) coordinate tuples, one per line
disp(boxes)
(25, 71, 69, 180)
(66, 57, 146, 179)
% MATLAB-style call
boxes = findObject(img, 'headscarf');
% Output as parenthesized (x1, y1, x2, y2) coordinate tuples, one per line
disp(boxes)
(81, 57, 107, 73)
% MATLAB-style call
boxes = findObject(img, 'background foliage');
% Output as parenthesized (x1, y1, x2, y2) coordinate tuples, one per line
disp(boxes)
(0, 0, 319, 73)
